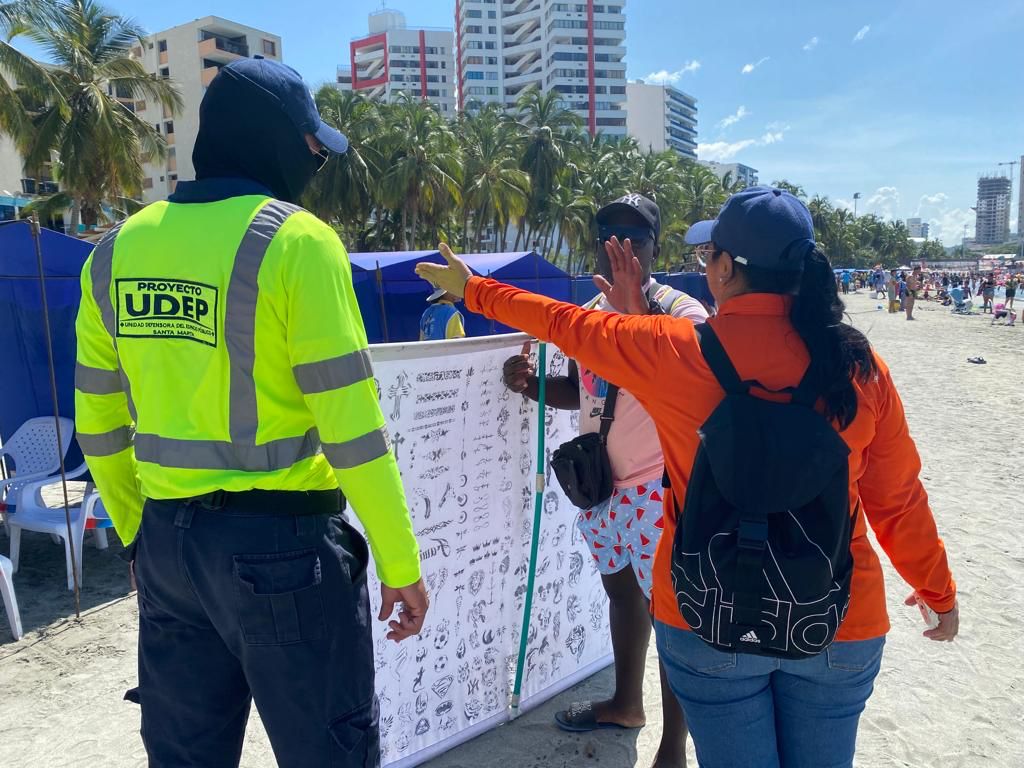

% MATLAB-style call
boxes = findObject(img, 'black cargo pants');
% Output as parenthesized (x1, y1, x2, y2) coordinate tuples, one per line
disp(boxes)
(130, 492, 379, 767)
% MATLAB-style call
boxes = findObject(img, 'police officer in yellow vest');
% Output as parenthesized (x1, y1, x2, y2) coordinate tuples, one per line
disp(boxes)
(74, 58, 427, 768)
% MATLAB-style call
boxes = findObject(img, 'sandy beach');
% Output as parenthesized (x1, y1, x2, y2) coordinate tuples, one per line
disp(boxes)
(2, 288, 1022, 767)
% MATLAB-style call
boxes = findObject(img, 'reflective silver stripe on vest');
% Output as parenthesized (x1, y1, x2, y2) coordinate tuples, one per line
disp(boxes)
(226, 200, 303, 443)
(134, 428, 320, 472)
(78, 426, 132, 457)
(90, 222, 124, 338)
(322, 427, 391, 470)
(88, 222, 137, 417)
(293, 348, 374, 395)
(75, 364, 123, 395)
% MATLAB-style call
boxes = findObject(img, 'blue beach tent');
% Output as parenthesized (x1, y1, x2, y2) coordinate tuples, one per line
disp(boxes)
(0, 221, 93, 469)
(349, 250, 570, 342)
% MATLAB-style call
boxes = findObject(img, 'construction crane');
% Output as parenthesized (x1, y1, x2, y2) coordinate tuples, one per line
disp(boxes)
(998, 159, 1019, 180)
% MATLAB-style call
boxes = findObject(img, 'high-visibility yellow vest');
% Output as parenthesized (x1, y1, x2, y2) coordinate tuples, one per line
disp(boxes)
(75, 195, 420, 587)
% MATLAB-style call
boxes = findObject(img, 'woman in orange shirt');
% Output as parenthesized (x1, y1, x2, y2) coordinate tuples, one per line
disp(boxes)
(418, 187, 959, 768)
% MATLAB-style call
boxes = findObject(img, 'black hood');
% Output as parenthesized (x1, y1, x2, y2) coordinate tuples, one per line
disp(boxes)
(192, 68, 319, 204)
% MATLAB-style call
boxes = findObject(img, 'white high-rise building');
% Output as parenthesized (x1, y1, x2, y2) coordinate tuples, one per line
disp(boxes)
(129, 16, 283, 203)
(699, 161, 759, 188)
(625, 80, 697, 160)
(340, 11, 456, 115)
(906, 217, 930, 239)
(456, 0, 628, 136)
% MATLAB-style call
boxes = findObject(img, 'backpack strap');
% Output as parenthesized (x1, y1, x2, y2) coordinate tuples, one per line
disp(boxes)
(650, 282, 687, 315)
(790, 363, 819, 408)
(697, 325, 749, 395)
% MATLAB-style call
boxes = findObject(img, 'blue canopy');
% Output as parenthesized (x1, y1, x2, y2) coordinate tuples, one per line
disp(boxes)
(0, 221, 93, 470)
(350, 250, 570, 341)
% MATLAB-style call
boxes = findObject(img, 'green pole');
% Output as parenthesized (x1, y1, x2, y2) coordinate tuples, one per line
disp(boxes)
(510, 341, 546, 717)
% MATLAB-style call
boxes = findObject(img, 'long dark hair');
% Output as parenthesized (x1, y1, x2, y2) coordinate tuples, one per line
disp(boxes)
(716, 247, 878, 430)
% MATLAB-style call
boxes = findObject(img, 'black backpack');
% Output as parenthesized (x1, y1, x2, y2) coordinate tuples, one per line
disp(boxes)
(669, 325, 855, 660)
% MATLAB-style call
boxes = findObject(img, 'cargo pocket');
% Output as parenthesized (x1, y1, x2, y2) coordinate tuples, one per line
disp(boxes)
(233, 549, 326, 645)
(329, 697, 380, 768)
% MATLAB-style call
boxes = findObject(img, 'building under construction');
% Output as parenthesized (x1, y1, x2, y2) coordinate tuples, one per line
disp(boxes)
(975, 174, 1012, 244)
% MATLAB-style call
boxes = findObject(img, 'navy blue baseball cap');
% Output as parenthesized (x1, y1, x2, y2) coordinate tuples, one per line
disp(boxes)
(219, 57, 348, 154)
(701, 186, 816, 271)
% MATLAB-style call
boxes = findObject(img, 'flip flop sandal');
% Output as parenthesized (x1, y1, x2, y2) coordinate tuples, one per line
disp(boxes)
(554, 701, 635, 733)
(967, 357, 987, 364)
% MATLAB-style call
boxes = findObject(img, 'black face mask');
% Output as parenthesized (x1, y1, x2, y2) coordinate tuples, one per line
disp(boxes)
(192, 72, 319, 204)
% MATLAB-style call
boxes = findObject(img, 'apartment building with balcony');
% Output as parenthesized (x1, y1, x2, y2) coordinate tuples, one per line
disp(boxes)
(340, 11, 456, 115)
(456, 0, 628, 136)
(625, 80, 698, 160)
(129, 16, 282, 203)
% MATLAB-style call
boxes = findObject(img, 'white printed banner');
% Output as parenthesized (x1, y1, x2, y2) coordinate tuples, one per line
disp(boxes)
(354, 335, 612, 767)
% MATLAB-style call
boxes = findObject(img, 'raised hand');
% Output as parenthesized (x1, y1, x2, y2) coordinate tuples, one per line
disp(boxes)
(502, 340, 536, 394)
(415, 242, 473, 299)
(593, 237, 649, 315)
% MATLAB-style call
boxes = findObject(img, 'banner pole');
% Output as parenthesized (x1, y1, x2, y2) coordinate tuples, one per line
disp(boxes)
(30, 215, 81, 617)
(510, 341, 546, 717)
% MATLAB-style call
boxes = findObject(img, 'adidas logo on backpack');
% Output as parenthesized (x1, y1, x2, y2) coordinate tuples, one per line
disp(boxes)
(669, 326, 855, 660)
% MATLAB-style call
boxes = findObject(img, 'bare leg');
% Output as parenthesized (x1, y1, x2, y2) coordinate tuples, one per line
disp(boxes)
(587, 566, 651, 727)
(652, 658, 689, 767)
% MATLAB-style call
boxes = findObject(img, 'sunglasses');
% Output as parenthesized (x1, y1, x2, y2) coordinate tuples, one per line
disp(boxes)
(314, 147, 330, 173)
(597, 225, 655, 248)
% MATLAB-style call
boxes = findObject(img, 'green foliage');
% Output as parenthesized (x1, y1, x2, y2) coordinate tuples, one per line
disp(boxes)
(0, 0, 182, 227)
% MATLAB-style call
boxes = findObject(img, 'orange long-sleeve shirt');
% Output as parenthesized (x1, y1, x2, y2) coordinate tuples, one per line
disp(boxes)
(466, 277, 956, 640)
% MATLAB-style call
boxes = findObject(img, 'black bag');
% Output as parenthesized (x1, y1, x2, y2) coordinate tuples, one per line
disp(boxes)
(550, 385, 619, 509)
(669, 325, 855, 660)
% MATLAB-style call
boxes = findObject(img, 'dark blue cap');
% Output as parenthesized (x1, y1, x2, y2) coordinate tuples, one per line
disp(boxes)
(708, 186, 815, 271)
(219, 57, 348, 154)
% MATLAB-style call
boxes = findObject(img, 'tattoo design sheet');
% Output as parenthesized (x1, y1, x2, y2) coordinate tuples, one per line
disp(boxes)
(353, 336, 612, 767)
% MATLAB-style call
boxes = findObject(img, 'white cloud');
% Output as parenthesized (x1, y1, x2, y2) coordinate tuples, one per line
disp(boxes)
(916, 192, 975, 244)
(718, 105, 750, 129)
(644, 61, 701, 84)
(843, 188, 974, 245)
(918, 193, 948, 207)
(853, 25, 871, 43)
(741, 57, 770, 74)
(698, 129, 786, 162)
(865, 186, 901, 220)
(803, 36, 819, 51)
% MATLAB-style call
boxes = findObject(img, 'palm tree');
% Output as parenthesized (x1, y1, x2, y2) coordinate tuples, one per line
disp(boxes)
(771, 179, 807, 199)
(513, 87, 582, 249)
(303, 87, 381, 243)
(544, 179, 594, 270)
(677, 162, 727, 226)
(719, 170, 746, 194)
(376, 95, 460, 250)
(0, 0, 182, 228)
(461, 104, 529, 251)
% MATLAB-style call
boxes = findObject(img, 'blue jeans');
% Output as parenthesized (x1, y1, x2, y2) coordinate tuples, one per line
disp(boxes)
(655, 621, 884, 768)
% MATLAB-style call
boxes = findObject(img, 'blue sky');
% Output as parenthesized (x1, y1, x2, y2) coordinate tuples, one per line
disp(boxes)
(25, 1, 1024, 243)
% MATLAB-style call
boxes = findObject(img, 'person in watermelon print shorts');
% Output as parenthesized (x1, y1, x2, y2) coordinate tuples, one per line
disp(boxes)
(501, 193, 707, 768)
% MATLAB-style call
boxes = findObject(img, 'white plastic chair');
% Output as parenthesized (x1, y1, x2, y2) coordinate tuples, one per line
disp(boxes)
(8, 487, 110, 591)
(1, 554, 23, 640)
(0, 416, 78, 532)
